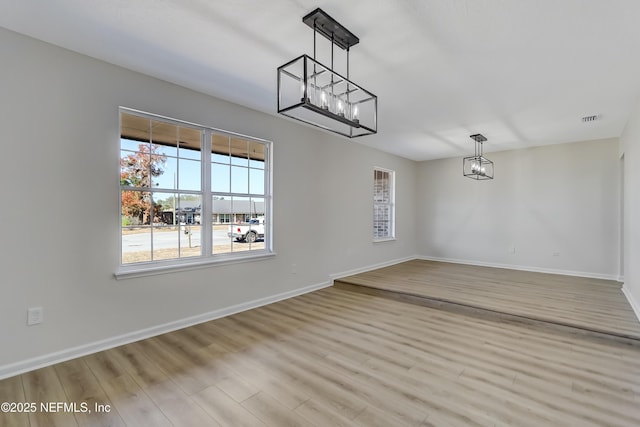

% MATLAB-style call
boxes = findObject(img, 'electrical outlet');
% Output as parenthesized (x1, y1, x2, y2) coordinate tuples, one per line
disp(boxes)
(27, 307, 43, 326)
(291, 263, 297, 274)
(509, 246, 516, 254)
(553, 251, 560, 257)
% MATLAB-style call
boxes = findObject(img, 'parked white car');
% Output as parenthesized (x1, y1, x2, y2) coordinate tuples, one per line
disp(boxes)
(227, 217, 265, 243)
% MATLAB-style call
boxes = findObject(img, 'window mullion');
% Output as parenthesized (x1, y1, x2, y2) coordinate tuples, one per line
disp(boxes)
(149, 120, 154, 260)
(202, 129, 212, 256)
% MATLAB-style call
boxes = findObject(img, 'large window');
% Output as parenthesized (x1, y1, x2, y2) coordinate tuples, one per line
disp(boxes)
(373, 167, 395, 241)
(118, 109, 272, 275)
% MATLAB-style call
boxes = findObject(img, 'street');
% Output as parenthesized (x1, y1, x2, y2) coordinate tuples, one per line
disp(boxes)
(121, 227, 231, 252)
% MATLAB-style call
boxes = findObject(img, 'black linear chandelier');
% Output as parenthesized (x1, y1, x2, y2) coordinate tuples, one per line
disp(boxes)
(463, 134, 494, 180)
(277, 8, 377, 138)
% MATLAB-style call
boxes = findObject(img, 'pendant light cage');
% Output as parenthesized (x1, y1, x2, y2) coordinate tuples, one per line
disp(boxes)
(277, 8, 377, 138)
(463, 134, 494, 180)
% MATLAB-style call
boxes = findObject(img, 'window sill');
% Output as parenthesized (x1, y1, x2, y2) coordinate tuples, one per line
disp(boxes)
(115, 251, 276, 280)
(373, 237, 396, 243)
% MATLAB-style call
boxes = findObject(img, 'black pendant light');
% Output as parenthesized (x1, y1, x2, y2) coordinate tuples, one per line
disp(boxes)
(277, 8, 377, 138)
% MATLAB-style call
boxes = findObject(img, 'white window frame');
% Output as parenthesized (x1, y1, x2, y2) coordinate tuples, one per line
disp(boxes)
(116, 107, 273, 279)
(373, 167, 395, 242)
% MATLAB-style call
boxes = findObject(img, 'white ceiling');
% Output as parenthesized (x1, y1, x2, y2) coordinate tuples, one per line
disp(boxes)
(2, 0, 640, 160)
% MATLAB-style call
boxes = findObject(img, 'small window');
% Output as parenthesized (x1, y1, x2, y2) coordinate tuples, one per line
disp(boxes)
(119, 109, 272, 276)
(373, 167, 395, 241)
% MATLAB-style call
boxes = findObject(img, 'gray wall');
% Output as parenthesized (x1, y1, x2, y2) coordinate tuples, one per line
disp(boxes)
(0, 28, 417, 374)
(620, 96, 640, 317)
(416, 138, 621, 279)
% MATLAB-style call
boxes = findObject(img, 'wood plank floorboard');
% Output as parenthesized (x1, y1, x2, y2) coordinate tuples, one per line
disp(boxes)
(335, 259, 640, 341)
(1, 285, 639, 426)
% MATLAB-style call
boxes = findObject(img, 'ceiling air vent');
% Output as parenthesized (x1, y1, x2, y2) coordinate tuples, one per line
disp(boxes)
(582, 114, 600, 123)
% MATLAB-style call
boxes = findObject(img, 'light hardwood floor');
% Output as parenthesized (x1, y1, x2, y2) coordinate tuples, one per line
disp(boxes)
(335, 260, 640, 341)
(1, 285, 640, 426)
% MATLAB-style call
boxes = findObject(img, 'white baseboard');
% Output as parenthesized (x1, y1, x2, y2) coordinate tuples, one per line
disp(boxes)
(622, 286, 640, 322)
(0, 281, 331, 381)
(417, 255, 619, 281)
(330, 255, 417, 281)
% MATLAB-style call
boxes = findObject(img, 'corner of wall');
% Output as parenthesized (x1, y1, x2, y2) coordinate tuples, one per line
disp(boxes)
(622, 286, 640, 322)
